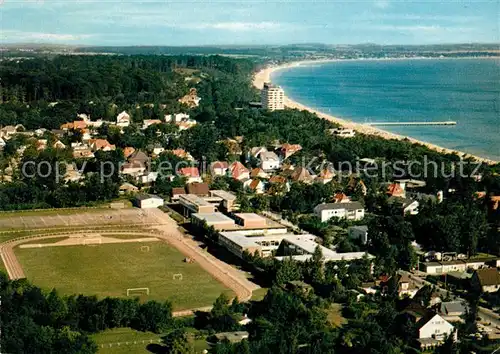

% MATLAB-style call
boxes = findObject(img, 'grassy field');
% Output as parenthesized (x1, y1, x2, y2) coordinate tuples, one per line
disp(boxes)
(16, 242, 233, 310)
(91, 327, 209, 354)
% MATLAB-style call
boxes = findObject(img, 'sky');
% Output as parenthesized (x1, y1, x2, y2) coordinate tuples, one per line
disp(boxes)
(1, 0, 499, 46)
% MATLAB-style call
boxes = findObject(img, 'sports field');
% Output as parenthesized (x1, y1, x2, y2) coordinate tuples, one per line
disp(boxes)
(16, 242, 233, 310)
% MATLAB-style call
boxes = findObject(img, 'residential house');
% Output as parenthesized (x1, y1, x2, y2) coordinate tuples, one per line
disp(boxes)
(387, 183, 406, 198)
(333, 192, 351, 203)
(280, 143, 302, 159)
(128, 150, 150, 169)
(471, 268, 500, 293)
(248, 146, 267, 159)
(171, 148, 195, 161)
(178, 167, 202, 184)
(386, 273, 419, 298)
(53, 140, 66, 149)
(63, 164, 84, 183)
(211, 161, 229, 177)
(89, 139, 115, 152)
(268, 175, 290, 194)
(313, 201, 365, 222)
(260, 151, 281, 171)
(152, 145, 165, 156)
(316, 166, 336, 184)
(116, 111, 131, 127)
(388, 196, 419, 215)
(245, 179, 265, 194)
(138, 171, 159, 184)
(290, 167, 314, 184)
(0, 124, 24, 139)
(415, 313, 456, 349)
(229, 161, 250, 181)
(142, 119, 162, 129)
(119, 182, 139, 194)
(36, 139, 47, 151)
(250, 168, 269, 179)
(34, 128, 47, 137)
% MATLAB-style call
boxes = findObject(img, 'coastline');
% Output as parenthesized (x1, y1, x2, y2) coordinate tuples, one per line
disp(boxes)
(253, 60, 499, 165)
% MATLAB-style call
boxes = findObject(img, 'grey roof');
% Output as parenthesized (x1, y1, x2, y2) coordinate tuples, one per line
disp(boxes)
(440, 301, 467, 315)
(135, 194, 163, 201)
(315, 201, 364, 212)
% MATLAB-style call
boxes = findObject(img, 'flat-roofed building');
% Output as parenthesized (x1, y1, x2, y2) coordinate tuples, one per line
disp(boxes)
(191, 212, 236, 230)
(277, 234, 374, 263)
(218, 231, 297, 258)
(179, 194, 215, 216)
(210, 190, 238, 211)
(261, 83, 284, 111)
(234, 213, 268, 228)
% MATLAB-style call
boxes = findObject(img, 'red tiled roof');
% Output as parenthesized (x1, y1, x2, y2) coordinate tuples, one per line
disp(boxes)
(179, 167, 200, 177)
(387, 183, 405, 197)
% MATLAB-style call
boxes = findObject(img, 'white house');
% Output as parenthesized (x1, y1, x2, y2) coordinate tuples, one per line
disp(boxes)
(165, 113, 190, 123)
(134, 194, 164, 209)
(138, 171, 159, 184)
(259, 151, 281, 171)
(0, 137, 6, 148)
(314, 202, 365, 222)
(211, 161, 229, 176)
(116, 111, 131, 127)
(417, 314, 456, 349)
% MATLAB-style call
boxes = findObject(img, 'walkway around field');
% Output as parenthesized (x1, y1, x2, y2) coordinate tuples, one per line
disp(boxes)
(147, 208, 260, 302)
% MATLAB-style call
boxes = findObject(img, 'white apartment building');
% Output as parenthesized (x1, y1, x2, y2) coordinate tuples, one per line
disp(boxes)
(261, 83, 285, 111)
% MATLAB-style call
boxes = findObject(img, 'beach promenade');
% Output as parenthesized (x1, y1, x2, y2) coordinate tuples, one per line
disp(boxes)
(253, 61, 498, 165)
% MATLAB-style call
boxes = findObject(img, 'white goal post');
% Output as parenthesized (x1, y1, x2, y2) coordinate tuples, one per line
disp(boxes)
(173, 273, 183, 280)
(126, 287, 150, 296)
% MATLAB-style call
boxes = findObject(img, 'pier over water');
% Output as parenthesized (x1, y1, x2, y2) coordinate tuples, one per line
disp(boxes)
(367, 121, 457, 126)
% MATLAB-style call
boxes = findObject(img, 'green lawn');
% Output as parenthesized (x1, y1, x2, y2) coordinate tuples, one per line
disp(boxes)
(16, 242, 233, 310)
(251, 287, 268, 301)
(91, 328, 162, 354)
(91, 327, 209, 354)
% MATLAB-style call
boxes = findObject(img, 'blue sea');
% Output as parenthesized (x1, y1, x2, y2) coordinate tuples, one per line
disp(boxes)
(271, 59, 500, 160)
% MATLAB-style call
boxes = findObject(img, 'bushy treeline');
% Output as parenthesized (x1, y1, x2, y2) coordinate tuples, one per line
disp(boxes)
(0, 272, 173, 353)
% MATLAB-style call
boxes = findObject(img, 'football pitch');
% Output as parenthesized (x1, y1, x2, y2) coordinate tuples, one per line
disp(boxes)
(15, 242, 233, 310)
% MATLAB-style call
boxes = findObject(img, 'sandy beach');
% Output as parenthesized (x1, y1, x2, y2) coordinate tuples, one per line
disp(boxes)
(253, 61, 498, 165)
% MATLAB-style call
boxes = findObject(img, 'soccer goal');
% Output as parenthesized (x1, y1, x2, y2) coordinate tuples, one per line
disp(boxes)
(126, 287, 150, 296)
(82, 238, 102, 245)
(140, 245, 150, 252)
(173, 273, 183, 281)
